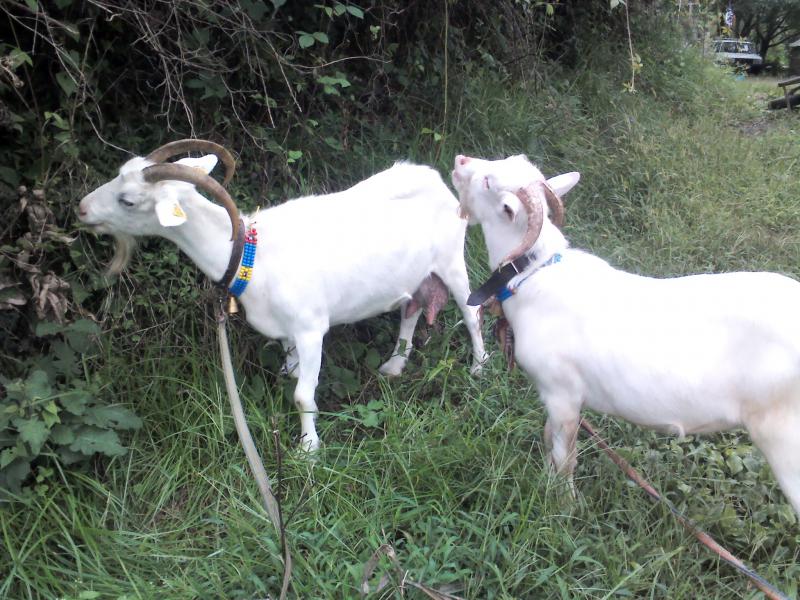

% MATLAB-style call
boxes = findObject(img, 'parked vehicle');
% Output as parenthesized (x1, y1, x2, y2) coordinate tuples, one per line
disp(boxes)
(712, 38, 763, 72)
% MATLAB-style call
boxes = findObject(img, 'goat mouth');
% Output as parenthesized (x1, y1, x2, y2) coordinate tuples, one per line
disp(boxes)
(79, 220, 110, 234)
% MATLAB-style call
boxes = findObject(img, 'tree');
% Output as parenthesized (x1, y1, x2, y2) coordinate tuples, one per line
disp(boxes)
(732, 0, 800, 59)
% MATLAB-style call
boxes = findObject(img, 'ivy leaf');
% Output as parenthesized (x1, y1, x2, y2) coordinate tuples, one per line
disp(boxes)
(69, 426, 126, 457)
(35, 321, 65, 337)
(365, 348, 381, 370)
(725, 453, 743, 475)
(50, 424, 76, 445)
(42, 409, 61, 429)
(83, 405, 142, 430)
(65, 319, 101, 353)
(0, 429, 14, 447)
(57, 446, 85, 465)
(3, 379, 25, 402)
(241, 0, 268, 20)
(361, 411, 381, 428)
(61, 388, 91, 416)
(312, 32, 329, 44)
(25, 370, 52, 401)
(15, 417, 49, 455)
(346, 5, 364, 18)
(366, 399, 384, 411)
(55, 72, 77, 97)
(52, 340, 79, 376)
(324, 136, 344, 151)
(8, 48, 33, 68)
(298, 32, 315, 48)
(0, 457, 31, 492)
(0, 446, 19, 469)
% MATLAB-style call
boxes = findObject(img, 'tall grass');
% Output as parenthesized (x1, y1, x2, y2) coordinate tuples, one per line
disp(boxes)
(3, 39, 800, 599)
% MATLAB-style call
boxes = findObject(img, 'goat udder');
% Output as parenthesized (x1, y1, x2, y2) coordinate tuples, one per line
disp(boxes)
(406, 274, 449, 325)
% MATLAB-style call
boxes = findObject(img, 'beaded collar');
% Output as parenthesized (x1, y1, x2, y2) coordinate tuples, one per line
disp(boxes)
(227, 224, 258, 298)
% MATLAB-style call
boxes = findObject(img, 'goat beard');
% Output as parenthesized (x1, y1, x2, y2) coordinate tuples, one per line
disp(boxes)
(107, 233, 137, 276)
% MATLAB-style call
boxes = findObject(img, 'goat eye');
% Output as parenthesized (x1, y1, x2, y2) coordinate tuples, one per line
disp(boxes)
(118, 195, 134, 208)
(483, 176, 490, 190)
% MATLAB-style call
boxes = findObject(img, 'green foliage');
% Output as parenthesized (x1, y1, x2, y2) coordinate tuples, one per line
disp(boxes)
(732, 0, 800, 57)
(0, 364, 141, 493)
(0, 185, 140, 494)
(1, 1, 799, 598)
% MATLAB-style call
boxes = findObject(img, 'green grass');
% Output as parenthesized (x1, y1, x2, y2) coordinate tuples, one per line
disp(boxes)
(4, 51, 800, 598)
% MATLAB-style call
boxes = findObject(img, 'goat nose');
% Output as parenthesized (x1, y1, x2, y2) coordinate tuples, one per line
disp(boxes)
(457, 155, 471, 166)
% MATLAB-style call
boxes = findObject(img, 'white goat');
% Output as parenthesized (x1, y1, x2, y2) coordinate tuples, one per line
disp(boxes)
(451, 153, 800, 517)
(78, 140, 486, 451)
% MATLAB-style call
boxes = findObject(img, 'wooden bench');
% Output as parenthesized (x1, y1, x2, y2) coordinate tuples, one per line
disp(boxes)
(778, 75, 800, 111)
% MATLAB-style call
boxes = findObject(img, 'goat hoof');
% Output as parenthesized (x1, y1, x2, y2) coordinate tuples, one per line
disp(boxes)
(378, 358, 406, 377)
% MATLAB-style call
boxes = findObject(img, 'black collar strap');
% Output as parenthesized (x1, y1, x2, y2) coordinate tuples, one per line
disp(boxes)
(467, 254, 533, 306)
(216, 218, 246, 289)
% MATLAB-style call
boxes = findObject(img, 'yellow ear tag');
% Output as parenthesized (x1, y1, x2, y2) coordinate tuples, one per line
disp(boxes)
(155, 198, 188, 227)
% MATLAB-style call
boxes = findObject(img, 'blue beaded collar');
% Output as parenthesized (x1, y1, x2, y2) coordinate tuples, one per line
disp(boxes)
(228, 225, 257, 298)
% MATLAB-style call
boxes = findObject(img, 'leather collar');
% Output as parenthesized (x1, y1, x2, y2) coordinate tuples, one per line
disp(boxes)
(467, 253, 534, 306)
(469, 252, 563, 306)
(216, 218, 246, 290)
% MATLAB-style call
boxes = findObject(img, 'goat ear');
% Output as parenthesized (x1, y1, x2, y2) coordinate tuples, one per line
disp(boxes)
(546, 172, 580, 197)
(176, 155, 219, 175)
(500, 191, 521, 222)
(155, 189, 188, 227)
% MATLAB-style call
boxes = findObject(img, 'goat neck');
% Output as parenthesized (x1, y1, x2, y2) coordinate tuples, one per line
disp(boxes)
(485, 219, 568, 272)
(161, 189, 239, 283)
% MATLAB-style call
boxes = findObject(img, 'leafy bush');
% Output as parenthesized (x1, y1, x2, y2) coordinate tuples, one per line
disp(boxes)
(1, 362, 141, 493)
(0, 186, 141, 494)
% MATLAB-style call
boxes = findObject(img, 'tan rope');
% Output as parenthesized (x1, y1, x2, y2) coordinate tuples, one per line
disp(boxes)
(580, 418, 789, 600)
(217, 305, 292, 599)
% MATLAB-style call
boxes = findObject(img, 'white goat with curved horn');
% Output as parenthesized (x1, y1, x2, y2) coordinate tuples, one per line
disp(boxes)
(78, 140, 487, 451)
(452, 153, 800, 518)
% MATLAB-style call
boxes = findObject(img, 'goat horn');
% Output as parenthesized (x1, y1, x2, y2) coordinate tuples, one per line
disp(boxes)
(146, 139, 236, 187)
(499, 184, 544, 266)
(542, 181, 564, 228)
(142, 163, 239, 240)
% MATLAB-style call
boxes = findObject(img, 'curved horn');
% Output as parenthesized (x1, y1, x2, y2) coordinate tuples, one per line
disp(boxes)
(542, 181, 564, 228)
(142, 163, 239, 239)
(146, 139, 236, 186)
(499, 184, 544, 266)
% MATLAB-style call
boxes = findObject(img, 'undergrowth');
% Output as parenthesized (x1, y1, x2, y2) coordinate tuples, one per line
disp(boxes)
(2, 6, 800, 600)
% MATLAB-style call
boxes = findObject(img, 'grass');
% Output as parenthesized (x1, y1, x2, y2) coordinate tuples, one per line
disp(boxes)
(3, 47, 800, 599)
